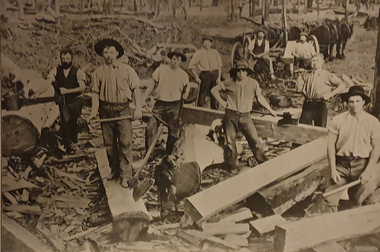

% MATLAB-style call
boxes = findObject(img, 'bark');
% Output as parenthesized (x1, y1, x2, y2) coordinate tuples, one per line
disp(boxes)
(372, 8, 380, 118)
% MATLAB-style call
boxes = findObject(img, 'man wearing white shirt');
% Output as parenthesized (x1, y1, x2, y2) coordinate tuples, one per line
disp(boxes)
(248, 29, 276, 80)
(292, 32, 316, 69)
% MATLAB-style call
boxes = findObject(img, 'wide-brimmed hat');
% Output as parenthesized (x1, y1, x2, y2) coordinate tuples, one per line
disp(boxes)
(340, 86, 371, 105)
(94, 39, 124, 58)
(300, 32, 308, 38)
(167, 48, 187, 62)
(202, 35, 214, 42)
(229, 61, 254, 76)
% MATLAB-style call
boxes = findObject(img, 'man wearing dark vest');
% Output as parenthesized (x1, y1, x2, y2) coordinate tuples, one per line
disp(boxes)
(248, 29, 276, 80)
(47, 49, 86, 154)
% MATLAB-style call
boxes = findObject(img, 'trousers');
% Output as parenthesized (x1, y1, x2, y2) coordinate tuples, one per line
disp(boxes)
(198, 70, 219, 109)
(59, 97, 83, 149)
(299, 99, 328, 127)
(99, 101, 133, 179)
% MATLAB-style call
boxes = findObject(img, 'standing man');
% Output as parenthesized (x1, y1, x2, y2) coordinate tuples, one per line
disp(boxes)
(87, 39, 143, 188)
(145, 49, 190, 154)
(189, 35, 222, 109)
(296, 53, 346, 127)
(327, 86, 380, 209)
(248, 29, 276, 80)
(292, 32, 316, 69)
(211, 61, 277, 167)
(47, 49, 86, 154)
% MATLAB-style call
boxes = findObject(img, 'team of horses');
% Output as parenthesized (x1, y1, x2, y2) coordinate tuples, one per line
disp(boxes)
(289, 18, 354, 61)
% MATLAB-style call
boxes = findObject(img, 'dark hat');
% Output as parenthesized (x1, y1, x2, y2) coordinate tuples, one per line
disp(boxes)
(202, 35, 214, 42)
(94, 39, 124, 58)
(340, 86, 371, 105)
(300, 32, 308, 38)
(167, 48, 187, 62)
(229, 61, 254, 76)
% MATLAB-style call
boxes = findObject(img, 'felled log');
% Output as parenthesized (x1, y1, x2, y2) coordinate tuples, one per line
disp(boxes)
(94, 149, 151, 242)
(1, 54, 58, 157)
(274, 203, 380, 252)
(183, 136, 328, 223)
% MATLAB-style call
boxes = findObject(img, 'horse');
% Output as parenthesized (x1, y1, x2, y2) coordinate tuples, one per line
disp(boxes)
(336, 21, 354, 59)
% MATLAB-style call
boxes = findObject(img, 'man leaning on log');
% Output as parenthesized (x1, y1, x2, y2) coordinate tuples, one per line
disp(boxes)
(47, 49, 86, 154)
(211, 60, 278, 168)
(326, 86, 380, 210)
(86, 39, 143, 189)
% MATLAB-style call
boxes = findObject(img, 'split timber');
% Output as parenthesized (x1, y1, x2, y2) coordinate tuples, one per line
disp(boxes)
(182, 105, 329, 223)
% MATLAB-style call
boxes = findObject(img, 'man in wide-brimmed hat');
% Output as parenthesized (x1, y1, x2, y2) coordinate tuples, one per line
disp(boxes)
(87, 38, 143, 189)
(189, 35, 222, 109)
(292, 31, 316, 69)
(248, 29, 276, 80)
(211, 60, 277, 167)
(144, 48, 190, 154)
(326, 86, 380, 210)
(296, 53, 346, 127)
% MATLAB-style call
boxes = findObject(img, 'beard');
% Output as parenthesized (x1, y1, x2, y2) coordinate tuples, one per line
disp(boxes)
(61, 62, 72, 69)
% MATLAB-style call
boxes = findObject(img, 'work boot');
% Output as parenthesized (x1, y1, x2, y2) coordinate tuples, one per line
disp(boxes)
(107, 172, 120, 181)
(254, 149, 268, 164)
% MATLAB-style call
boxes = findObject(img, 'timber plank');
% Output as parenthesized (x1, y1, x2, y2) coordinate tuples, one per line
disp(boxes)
(250, 215, 287, 235)
(313, 242, 348, 252)
(182, 106, 327, 144)
(274, 204, 380, 252)
(219, 208, 253, 223)
(183, 136, 328, 223)
(201, 223, 250, 236)
(2, 214, 55, 252)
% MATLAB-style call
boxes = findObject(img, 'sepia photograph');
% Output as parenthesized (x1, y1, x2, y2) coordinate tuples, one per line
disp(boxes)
(1, 0, 380, 251)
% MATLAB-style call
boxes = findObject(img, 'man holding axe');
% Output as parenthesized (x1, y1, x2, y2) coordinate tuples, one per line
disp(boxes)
(326, 86, 380, 210)
(87, 39, 143, 189)
(144, 48, 190, 155)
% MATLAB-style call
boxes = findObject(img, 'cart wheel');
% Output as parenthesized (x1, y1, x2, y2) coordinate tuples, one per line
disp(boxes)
(231, 41, 244, 66)
(308, 35, 320, 54)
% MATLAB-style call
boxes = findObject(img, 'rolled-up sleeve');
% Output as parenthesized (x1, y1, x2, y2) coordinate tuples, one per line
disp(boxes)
(188, 51, 199, 70)
(126, 66, 140, 90)
(327, 73, 343, 88)
(371, 120, 380, 140)
(152, 66, 161, 83)
(216, 51, 222, 68)
(76, 69, 87, 84)
(92, 70, 100, 94)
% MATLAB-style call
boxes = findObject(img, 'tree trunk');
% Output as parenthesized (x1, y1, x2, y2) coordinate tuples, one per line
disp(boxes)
(134, 0, 137, 11)
(344, 0, 349, 22)
(55, 0, 60, 15)
(18, 0, 24, 19)
(172, 0, 176, 16)
(372, 8, 380, 118)
(200, 0, 202, 11)
(182, 0, 188, 19)
(104, 0, 114, 14)
(282, 0, 288, 44)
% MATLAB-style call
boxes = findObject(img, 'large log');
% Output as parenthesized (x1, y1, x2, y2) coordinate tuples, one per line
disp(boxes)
(2, 214, 55, 252)
(1, 54, 58, 156)
(274, 203, 380, 252)
(94, 149, 151, 242)
(259, 158, 330, 215)
(182, 106, 328, 145)
(183, 136, 328, 223)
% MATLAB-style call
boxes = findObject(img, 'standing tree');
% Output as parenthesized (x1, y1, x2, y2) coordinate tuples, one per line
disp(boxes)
(104, 0, 114, 14)
(372, 8, 380, 118)
(200, 0, 203, 11)
(134, 0, 138, 11)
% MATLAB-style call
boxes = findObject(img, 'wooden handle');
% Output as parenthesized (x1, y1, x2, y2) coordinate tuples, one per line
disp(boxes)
(94, 115, 134, 123)
(323, 179, 361, 198)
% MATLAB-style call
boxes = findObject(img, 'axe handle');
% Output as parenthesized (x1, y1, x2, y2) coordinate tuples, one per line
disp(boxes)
(94, 115, 134, 123)
(323, 179, 361, 198)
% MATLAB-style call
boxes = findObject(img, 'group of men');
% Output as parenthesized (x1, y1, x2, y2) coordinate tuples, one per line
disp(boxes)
(50, 32, 380, 209)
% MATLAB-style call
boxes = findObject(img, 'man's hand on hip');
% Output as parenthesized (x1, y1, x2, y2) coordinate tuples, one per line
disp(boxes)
(134, 108, 143, 120)
(331, 169, 342, 184)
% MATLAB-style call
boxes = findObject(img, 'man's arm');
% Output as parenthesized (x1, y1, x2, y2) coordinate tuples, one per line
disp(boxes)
(327, 132, 341, 184)
(87, 93, 99, 122)
(211, 82, 227, 108)
(256, 93, 277, 117)
(296, 73, 305, 93)
(189, 51, 201, 84)
(323, 74, 346, 100)
(361, 138, 380, 183)
(60, 69, 86, 94)
(133, 87, 143, 120)
(216, 51, 222, 83)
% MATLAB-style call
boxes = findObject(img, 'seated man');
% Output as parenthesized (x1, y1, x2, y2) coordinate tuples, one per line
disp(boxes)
(248, 29, 276, 80)
(292, 32, 316, 69)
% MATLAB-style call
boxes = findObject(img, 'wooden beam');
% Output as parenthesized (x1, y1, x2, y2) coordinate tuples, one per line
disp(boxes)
(201, 223, 250, 236)
(274, 203, 380, 252)
(250, 215, 287, 235)
(313, 242, 347, 252)
(182, 106, 327, 145)
(2, 214, 54, 252)
(259, 158, 329, 215)
(219, 208, 253, 223)
(177, 229, 240, 250)
(183, 136, 328, 223)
